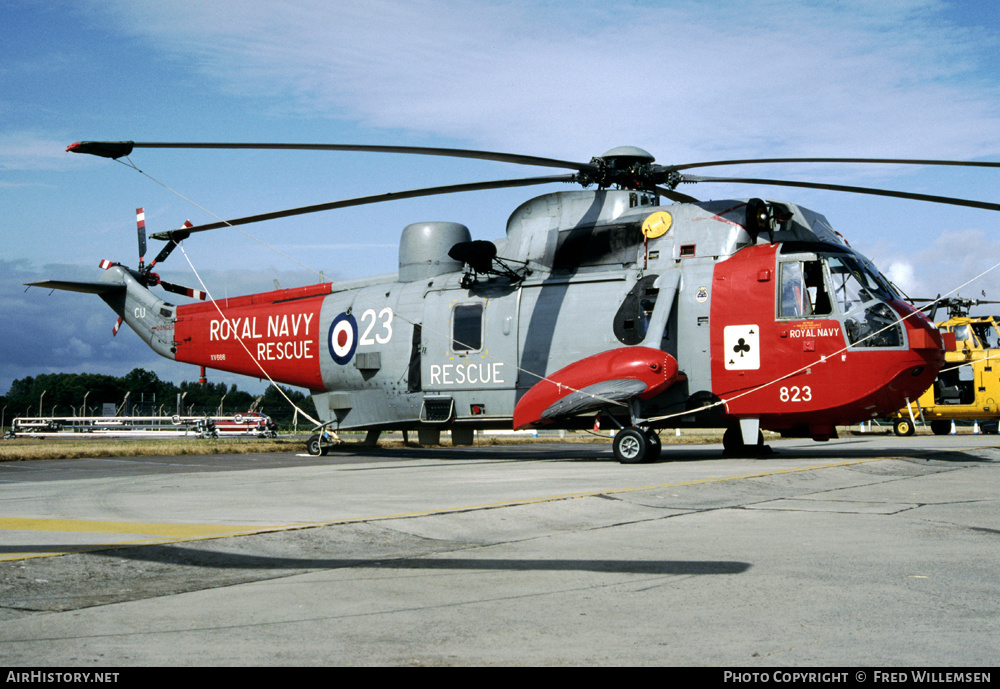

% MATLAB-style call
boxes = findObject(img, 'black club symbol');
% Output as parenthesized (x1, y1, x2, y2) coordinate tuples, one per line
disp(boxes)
(733, 338, 752, 357)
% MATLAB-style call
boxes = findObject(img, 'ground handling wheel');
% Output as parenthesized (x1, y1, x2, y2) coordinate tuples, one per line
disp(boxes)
(306, 433, 329, 456)
(893, 418, 915, 437)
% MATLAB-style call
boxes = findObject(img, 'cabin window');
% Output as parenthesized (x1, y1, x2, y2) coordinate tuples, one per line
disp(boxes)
(553, 223, 642, 270)
(452, 304, 483, 352)
(779, 261, 832, 318)
(408, 324, 422, 392)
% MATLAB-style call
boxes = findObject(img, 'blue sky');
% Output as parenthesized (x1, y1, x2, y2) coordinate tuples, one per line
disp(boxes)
(3, 0, 1000, 398)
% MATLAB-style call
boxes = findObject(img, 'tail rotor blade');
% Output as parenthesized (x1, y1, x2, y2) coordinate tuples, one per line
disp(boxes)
(136, 208, 147, 262)
(160, 280, 207, 300)
(112, 316, 123, 336)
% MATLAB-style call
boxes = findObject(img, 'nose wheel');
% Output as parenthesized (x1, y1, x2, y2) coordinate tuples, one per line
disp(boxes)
(613, 427, 662, 464)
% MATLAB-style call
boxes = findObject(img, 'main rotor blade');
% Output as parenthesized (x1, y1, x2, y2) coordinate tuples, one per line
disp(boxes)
(670, 157, 1000, 171)
(681, 175, 1000, 212)
(69, 140, 594, 173)
(148, 222, 193, 268)
(150, 174, 578, 240)
(654, 185, 699, 203)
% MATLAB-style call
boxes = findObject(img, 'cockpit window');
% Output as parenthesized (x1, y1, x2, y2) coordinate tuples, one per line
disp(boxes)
(779, 261, 832, 318)
(826, 255, 893, 312)
(826, 254, 902, 347)
(952, 324, 972, 342)
(972, 323, 999, 349)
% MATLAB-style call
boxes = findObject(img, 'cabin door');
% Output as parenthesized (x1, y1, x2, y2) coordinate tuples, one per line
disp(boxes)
(420, 288, 519, 419)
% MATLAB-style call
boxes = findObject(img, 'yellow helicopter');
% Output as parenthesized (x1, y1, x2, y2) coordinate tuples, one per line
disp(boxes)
(893, 297, 1000, 436)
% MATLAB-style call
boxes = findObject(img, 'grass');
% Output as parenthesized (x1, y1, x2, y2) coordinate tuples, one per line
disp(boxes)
(0, 436, 304, 461)
(0, 428, 738, 461)
(9, 425, 932, 462)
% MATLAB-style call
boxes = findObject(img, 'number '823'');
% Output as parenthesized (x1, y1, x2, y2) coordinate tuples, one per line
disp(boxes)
(779, 385, 812, 403)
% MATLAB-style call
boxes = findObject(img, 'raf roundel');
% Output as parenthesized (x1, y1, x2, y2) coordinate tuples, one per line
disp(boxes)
(328, 313, 358, 365)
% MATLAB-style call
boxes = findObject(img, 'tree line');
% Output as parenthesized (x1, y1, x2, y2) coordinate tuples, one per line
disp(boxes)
(1, 369, 317, 429)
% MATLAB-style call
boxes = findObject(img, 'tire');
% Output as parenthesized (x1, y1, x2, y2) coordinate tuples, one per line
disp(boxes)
(930, 420, 951, 436)
(614, 428, 648, 464)
(893, 418, 915, 437)
(306, 434, 327, 456)
(723, 425, 742, 452)
(723, 425, 765, 455)
(645, 429, 662, 462)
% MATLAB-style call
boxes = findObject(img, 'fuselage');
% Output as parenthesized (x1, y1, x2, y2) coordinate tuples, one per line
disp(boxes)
(110, 190, 943, 438)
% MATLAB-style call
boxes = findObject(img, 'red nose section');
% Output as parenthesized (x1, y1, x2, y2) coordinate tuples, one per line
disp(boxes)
(513, 347, 680, 430)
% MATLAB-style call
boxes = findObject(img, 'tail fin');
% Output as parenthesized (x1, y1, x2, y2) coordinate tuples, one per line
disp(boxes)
(26, 279, 124, 295)
(26, 265, 178, 361)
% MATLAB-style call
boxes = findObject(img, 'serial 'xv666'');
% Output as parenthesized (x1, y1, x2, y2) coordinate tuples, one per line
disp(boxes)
(34, 141, 1000, 461)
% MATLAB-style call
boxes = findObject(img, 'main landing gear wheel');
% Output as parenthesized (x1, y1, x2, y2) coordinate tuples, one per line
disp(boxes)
(893, 419, 915, 437)
(930, 420, 951, 436)
(645, 429, 662, 462)
(613, 427, 661, 464)
(613, 428, 647, 464)
(722, 425, 767, 456)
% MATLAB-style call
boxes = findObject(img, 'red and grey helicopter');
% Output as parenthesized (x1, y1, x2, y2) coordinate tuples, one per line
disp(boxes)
(31, 141, 1000, 461)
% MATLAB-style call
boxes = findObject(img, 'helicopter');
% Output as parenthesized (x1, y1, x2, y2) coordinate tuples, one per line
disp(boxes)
(29, 141, 1000, 462)
(892, 297, 1000, 436)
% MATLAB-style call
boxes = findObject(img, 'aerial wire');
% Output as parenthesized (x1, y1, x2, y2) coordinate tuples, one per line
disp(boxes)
(116, 156, 328, 429)
(112, 156, 632, 436)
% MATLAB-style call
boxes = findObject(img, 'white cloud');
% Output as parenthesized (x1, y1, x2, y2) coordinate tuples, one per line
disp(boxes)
(52, 336, 96, 361)
(0, 133, 92, 172)
(97, 0, 1000, 161)
(0, 260, 323, 394)
(885, 260, 921, 296)
(872, 228, 1000, 305)
(8, 0, 1000, 394)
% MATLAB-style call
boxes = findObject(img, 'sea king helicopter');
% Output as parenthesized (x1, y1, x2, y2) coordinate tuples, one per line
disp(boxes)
(32, 141, 1000, 462)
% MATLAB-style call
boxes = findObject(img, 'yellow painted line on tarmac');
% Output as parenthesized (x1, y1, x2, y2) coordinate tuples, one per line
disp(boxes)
(219, 457, 892, 527)
(0, 457, 890, 562)
(0, 518, 283, 562)
(0, 517, 262, 537)
(311, 457, 889, 518)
